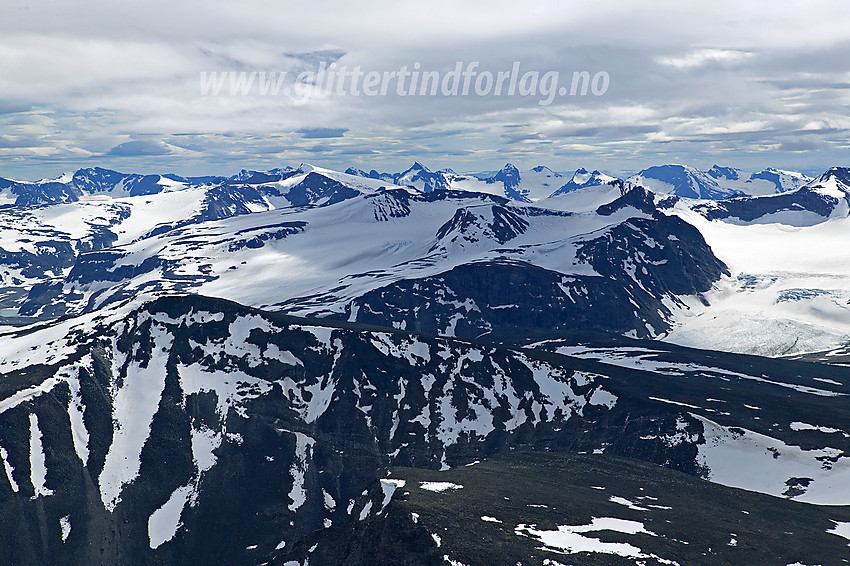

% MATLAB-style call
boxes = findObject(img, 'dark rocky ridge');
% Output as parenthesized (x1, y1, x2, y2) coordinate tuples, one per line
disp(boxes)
(0, 294, 680, 564)
(0, 294, 847, 564)
(693, 187, 843, 222)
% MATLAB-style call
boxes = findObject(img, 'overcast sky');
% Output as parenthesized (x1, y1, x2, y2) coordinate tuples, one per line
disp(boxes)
(1, 0, 849, 179)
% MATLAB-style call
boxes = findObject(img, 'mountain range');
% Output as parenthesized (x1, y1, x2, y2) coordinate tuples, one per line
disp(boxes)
(1, 161, 814, 210)
(0, 159, 848, 564)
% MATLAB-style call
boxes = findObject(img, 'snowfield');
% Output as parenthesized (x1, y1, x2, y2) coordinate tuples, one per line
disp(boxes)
(662, 194, 850, 356)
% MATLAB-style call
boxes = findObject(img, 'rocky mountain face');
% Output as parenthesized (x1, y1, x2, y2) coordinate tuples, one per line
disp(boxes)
(706, 164, 812, 195)
(347, 162, 451, 193)
(483, 163, 523, 200)
(0, 161, 817, 212)
(0, 165, 393, 319)
(351, 162, 569, 202)
(0, 294, 676, 564)
(1, 293, 848, 565)
(628, 164, 814, 200)
(691, 186, 846, 223)
(706, 164, 741, 181)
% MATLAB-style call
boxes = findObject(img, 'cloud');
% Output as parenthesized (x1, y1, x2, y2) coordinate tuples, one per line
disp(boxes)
(2, 1, 850, 178)
(297, 128, 349, 138)
(656, 48, 753, 69)
(330, 146, 381, 156)
(106, 140, 173, 156)
(0, 101, 31, 115)
(778, 138, 830, 152)
(500, 131, 546, 144)
(0, 136, 42, 148)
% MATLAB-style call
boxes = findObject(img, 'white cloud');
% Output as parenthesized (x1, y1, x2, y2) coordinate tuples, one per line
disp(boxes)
(1, 1, 850, 177)
(656, 49, 753, 69)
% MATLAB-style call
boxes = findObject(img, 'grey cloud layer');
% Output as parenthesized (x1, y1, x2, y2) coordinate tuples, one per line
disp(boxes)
(1, 0, 848, 177)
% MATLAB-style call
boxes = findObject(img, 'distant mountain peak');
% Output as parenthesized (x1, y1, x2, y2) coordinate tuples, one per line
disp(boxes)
(807, 166, 850, 199)
(628, 164, 739, 200)
(548, 168, 618, 198)
(816, 166, 850, 184)
(707, 164, 741, 181)
(396, 161, 449, 192)
(530, 165, 555, 174)
(487, 163, 524, 200)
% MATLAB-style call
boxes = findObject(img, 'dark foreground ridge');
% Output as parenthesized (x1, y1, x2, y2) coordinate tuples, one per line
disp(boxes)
(282, 452, 850, 565)
(0, 294, 847, 565)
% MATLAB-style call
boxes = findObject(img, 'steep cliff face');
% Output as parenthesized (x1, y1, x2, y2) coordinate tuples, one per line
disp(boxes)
(0, 294, 637, 565)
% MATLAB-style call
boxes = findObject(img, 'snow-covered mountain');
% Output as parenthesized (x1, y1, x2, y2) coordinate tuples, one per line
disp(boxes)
(629, 164, 813, 200)
(11, 181, 728, 343)
(706, 164, 742, 182)
(346, 161, 450, 192)
(0, 293, 626, 563)
(0, 164, 398, 320)
(548, 167, 620, 198)
(2, 159, 850, 564)
(449, 163, 567, 201)
(628, 164, 740, 200)
(2, 161, 848, 356)
(707, 164, 813, 196)
(515, 164, 567, 200)
(0, 162, 815, 212)
(0, 167, 222, 207)
(0, 174, 81, 207)
(393, 161, 451, 192)
(350, 162, 569, 201)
